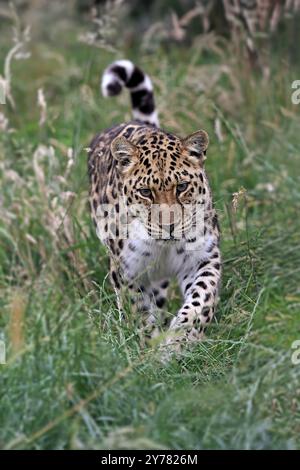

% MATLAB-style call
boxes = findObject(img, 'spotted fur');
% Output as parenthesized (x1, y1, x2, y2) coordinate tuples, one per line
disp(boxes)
(88, 60, 221, 356)
(101, 59, 159, 127)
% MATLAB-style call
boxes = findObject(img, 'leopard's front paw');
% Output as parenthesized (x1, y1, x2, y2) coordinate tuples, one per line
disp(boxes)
(158, 307, 206, 362)
(158, 328, 186, 363)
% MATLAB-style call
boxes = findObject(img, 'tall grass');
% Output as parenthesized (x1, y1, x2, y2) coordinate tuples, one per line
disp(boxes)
(0, 3, 300, 449)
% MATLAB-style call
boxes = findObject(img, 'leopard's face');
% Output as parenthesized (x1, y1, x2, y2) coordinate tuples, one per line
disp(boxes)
(111, 129, 209, 240)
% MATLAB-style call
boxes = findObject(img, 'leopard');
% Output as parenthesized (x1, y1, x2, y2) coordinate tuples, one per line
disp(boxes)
(88, 59, 221, 355)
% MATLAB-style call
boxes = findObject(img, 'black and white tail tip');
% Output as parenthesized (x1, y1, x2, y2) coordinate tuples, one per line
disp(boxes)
(101, 59, 159, 127)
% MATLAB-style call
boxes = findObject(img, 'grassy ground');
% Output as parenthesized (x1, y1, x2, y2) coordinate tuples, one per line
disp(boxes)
(0, 6, 300, 449)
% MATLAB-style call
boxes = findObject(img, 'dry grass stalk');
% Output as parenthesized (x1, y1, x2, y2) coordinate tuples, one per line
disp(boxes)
(0, 112, 9, 130)
(9, 291, 26, 354)
(232, 187, 247, 213)
(0, 3, 31, 109)
(78, 0, 125, 53)
(31, 144, 89, 287)
(37, 88, 47, 127)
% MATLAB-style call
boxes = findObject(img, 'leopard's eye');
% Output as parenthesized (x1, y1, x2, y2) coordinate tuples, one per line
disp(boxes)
(138, 188, 152, 198)
(176, 182, 189, 194)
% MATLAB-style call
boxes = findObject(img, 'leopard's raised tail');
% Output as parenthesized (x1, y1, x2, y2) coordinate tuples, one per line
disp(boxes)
(101, 59, 159, 127)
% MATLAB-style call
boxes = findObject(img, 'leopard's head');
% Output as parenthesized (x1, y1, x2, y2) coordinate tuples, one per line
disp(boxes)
(111, 129, 210, 240)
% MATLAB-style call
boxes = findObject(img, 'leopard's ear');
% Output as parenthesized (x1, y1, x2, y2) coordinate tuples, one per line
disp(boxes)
(111, 136, 138, 167)
(182, 130, 209, 164)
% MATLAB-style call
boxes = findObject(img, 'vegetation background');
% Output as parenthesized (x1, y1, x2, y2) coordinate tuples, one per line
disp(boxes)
(0, 0, 300, 449)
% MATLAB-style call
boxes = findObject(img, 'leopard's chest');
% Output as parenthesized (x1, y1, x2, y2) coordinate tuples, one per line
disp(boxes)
(118, 218, 215, 285)
(121, 237, 175, 282)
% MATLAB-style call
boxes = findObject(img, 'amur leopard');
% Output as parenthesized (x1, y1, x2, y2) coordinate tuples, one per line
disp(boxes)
(88, 59, 221, 354)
